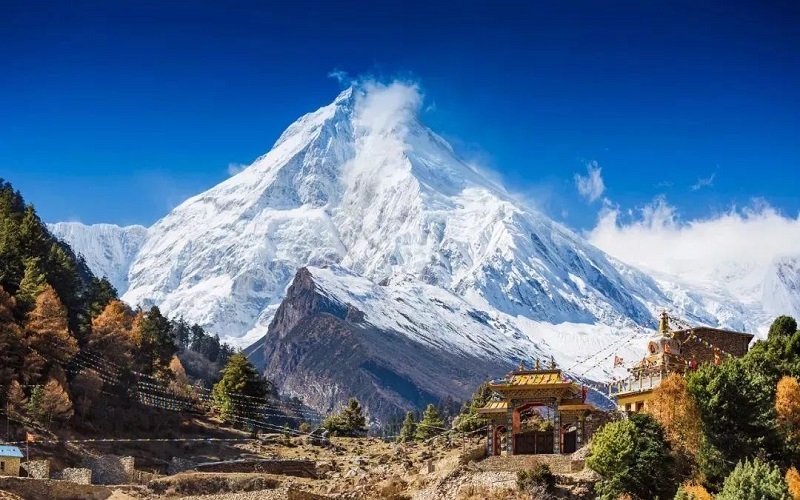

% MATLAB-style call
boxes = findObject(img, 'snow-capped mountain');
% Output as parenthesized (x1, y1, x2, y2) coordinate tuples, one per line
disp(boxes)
(48, 222, 147, 294)
(52, 84, 789, 407)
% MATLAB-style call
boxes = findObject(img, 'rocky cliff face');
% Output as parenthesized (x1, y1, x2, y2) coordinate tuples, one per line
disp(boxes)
(254, 267, 502, 421)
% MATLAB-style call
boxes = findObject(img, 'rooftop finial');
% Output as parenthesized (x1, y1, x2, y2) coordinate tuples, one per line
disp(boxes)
(659, 310, 670, 334)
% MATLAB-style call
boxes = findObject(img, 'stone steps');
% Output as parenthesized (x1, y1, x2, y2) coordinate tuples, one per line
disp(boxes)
(477, 454, 582, 474)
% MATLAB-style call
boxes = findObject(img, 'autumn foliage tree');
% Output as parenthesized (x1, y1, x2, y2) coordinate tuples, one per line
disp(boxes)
(40, 378, 74, 428)
(70, 369, 104, 419)
(25, 285, 78, 363)
(786, 467, 800, 500)
(646, 373, 702, 455)
(88, 299, 136, 365)
(776, 376, 800, 442)
(0, 287, 28, 398)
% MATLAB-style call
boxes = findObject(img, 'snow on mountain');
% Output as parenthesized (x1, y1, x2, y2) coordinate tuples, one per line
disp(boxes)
(763, 256, 800, 320)
(48, 222, 148, 294)
(55, 83, 788, 390)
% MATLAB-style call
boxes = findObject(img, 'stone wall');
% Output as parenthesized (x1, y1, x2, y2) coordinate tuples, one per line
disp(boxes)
(0, 477, 112, 500)
(83, 454, 135, 484)
(194, 459, 317, 478)
(168, 456, 198, 475)
(676, 327, 752, 364)
(56, 468, 92, 485)
(20, 460, 49, 479)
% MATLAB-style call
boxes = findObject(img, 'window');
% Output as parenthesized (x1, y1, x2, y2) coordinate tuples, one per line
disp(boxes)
(1, 461, 5, 471)
(636, 402, 644, 412)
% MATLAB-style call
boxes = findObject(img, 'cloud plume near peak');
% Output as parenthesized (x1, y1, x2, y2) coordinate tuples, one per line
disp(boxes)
(574, 161, 606, 202)
(588, 196, 800, 301)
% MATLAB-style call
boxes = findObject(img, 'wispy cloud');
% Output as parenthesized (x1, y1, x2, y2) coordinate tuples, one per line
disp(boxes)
(691, 172, 716, 191)
(574, 161, 605, 203)
(227, 162, 247, 176)
(328, 69, 351, 84)
(655, 180, 673, 188)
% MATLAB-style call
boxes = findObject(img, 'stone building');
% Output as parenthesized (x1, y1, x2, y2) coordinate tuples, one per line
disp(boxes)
(477, 362, 599, 456)
(612, 311, 754, 412)
(0, 446, 23, 476)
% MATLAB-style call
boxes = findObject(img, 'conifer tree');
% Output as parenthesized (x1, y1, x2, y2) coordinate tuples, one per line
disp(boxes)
(0, 287, 28, 399)
(88, 300, 136, 365)
(136, 306, 176, 375)
(40, 378, 73, 427)
(25, 285, 78, 364)
(86, 276, 117, 318)
(455, 382, 491, 433)
(26, 384, 44, 421)
(212, 352, 269, 422)
(645, 373, 702, 456)
(6, 380, 27, 412)
(397, 411, 417, 443)
(416, 403, 445, 440)
(71, 369, 103, 419)
(322, 398, 368, 437)
(717, 458, 789, 500)
(16, 257, 47, 312)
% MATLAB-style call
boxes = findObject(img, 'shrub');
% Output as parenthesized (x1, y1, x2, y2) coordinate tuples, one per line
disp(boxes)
(517, 463, 555, 493)
(716, 458, 789, 500)
(785, 467, 800, 500)
(674, 483, 713, 500)
(587, 413, 676, 499)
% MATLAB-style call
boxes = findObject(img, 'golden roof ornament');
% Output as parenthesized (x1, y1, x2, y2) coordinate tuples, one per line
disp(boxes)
(659, 310, 670, 335)
(535, 358, 541, 370)
(518, 360, 525, 371)
(549, 356, 556, 369)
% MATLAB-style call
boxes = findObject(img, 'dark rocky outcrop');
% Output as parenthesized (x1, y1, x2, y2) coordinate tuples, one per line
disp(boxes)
(250, 268, 505, 423)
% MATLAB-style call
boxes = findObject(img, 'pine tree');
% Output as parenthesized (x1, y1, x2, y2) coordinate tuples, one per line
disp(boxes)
(6, 380, 27, 411)
(416, 404, 445, 440)
(70, 369, 103, 419)
(455, 382, 491, 433)
(25, 285, 78, 364)
(212, 352, 269, 422)
(322, 398, 368, 437)
(717, 458, 789, 500)
(0, 287, 28, 399)
(16, 257, 47, 312)
(172, 317, 191, 349)
(86, 276, 117, 318)
(88, 300, 136, 365)
(397, 411, 417, 443)
(136, 306, 176, 375)
(27, 384, 44, 421)
(40, 378, 73, 427)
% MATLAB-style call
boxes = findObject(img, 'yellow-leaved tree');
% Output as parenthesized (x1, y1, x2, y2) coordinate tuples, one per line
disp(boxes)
(88, 299, 136, 365)
(645, 373, 703, 455)
(786, 467, 800, 500)
(776, 376, 800, 442)
(25, 285, 78, 363)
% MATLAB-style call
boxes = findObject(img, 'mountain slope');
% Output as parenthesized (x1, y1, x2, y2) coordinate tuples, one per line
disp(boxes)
(48, 222, 148, 294)
(120, 84, 753, 350)
(51, 84, 791, 420)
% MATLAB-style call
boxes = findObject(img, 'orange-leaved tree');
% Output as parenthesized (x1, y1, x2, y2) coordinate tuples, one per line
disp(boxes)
(25, 285, 78, 363)
(645, 373, 702, 456)
(88, 299, 136, 366)
(787, 467, 800, 500)
(777, 376, 800, 442)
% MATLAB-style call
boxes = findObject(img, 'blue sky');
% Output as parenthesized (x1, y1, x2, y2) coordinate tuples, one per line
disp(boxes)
(1, 0, 798, 229)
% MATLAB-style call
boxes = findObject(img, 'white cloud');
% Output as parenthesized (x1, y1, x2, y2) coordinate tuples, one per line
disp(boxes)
(587, 196, 800, 296)
(353, 80, 422, 135)
(691, 172, 716, 191)
(574, 161, 605, 202)
(328, 69, 351, 84)
(227, 163, 247, 176)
